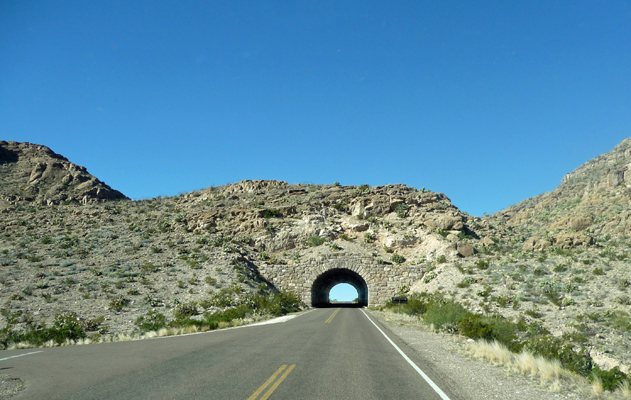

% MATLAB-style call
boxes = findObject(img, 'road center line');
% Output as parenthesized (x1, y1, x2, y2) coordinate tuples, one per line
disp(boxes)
(260, 364, 295, 400)
(325, 308, 341, 323)
(360, 310, 451, 400)
(247, 365, 286, 400)
(0, 350, 43, 362)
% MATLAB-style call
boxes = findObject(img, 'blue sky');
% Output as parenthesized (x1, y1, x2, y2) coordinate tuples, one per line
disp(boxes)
(2, 1, 630, 221)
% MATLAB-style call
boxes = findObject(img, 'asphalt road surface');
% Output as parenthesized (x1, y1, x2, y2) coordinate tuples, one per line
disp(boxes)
(1, 308, 457, 399)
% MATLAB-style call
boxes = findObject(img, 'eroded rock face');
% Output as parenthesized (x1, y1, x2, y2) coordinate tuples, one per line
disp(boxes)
(523, 236, 552, 251)
(486, 138, 631, 246)
(0, 141, 128, 205)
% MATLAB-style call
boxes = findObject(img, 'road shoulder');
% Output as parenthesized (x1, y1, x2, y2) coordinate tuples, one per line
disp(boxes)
(368, 310, 584, 400)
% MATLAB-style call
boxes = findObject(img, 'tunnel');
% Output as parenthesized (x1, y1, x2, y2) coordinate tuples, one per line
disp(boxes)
(311, 268, 368, 307)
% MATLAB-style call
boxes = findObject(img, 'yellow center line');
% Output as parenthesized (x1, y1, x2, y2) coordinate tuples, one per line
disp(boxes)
(247, 365, 287, 400)
(325, 308, 341, 323)
(260, 364, 295, 400)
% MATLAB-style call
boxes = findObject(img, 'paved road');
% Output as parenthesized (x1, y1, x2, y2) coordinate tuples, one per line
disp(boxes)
(2, 308, 457, 399)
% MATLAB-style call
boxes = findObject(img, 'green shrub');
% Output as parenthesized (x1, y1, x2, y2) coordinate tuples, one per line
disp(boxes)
(305, 236, 327, 247)
(423, 271, 437, 283)
(458, 314, 521, 352)
(523, 335, 593, 377)
(423, 298, 469, 331)
(475, 260, 489, 270)
(533, 267, 547, 276)
(109, 295, 129, 311)
(0, 313, 87, 349)
(395, 203, 408, 218)
(205, 276, 217, 285)
(263, 209, 280, 219)
(589, 366, 629, 391)
(136, 311, 167, 332)
(457, 277, 477, 288)
(173, 303, 198, 320)
(391, 253, 405, 264)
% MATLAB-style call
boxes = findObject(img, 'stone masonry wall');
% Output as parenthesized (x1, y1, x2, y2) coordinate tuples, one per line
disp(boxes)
(257, 253, 423, 306)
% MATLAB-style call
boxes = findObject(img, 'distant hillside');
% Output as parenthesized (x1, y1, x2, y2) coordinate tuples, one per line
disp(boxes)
(487, 138, 631, 251)
(0, 141, 127, 205)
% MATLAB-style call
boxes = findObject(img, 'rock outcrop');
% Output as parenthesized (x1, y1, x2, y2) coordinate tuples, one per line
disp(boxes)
(0, 141, 128, 205)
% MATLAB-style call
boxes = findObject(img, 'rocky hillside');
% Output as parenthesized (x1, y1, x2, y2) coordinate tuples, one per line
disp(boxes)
(412, 138, 631, 374)
(0, 141, 127, 205)
(487, 138, 631, 251)
(1, 139, 630, 378)
(0, 141, 498, 343)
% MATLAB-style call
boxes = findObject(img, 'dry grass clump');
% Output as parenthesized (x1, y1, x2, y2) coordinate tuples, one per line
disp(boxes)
(467, 339, 631, 399)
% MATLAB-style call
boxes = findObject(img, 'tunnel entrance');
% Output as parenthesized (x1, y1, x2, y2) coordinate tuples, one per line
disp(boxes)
(311, 268, 368, 307)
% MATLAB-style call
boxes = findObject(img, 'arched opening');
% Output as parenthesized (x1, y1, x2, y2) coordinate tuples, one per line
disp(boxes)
(329, 283, 359, 303)
(311, 268, 368, 307)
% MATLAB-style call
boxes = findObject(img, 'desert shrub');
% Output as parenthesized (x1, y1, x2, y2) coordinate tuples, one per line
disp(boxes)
(423, 271, 437, 283)
(395, 203, 408, 218)
(618, 278, 631, 290)
(136, 311, 167, 332)
(173, 303, 198, 319)
(205, 276, 217, 285)
(589, 366, 629, 391)
(391, 253, 405, 264)
(553, 264, 569, 272)
(109, 295, 129, 311)
(593, 267, 605, 275)
(305, 236, 327, 247)
(424, 300, 468, 331)
(523, 335, 593, 377)
(458, 314, 521, 352)
(457, 277, 477, 288)
(0, 313, 87, 349)
(475, 260, 489, 270)
(434, 228, 449, 238)
(263, 209, 280, 219)
(533, 267, 547, 276)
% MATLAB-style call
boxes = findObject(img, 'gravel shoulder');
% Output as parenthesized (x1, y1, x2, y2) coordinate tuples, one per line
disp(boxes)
(370, 310, 590, 400)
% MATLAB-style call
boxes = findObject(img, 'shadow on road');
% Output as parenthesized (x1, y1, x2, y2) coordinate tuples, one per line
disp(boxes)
(316, 303, 363, 308)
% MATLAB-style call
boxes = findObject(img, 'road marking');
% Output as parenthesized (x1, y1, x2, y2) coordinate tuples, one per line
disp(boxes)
(260, 364, 295, 400)
(0, 350, 43, 362)
(325, 308, 341, 323)
(360, 310, 452, 400)
(248, 364, 295, 400)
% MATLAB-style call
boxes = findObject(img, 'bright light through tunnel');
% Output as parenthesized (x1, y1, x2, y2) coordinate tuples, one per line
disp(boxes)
(311, 268, 368, 307)
(329, 283, 357, 303)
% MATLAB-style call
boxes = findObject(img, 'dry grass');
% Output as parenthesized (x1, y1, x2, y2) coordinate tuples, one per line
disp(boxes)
(618, 380, 631, 398)
(466, 339, 631, 399)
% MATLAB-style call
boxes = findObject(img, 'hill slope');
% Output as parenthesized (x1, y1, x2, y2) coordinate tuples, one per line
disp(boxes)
(0, 141, 127, 205)
(1, 139, 630, 378)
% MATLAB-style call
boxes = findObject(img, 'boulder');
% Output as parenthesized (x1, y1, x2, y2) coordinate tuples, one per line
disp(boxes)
(522, 236, 552, 251)
(555, 233, 594, 249)
(457, 243, 475, 257)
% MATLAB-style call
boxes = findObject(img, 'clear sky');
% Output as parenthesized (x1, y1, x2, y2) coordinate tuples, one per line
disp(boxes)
(2, 1, 630, 219)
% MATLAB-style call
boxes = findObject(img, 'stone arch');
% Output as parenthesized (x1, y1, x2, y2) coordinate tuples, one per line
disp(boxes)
(311, 268, 368, 307)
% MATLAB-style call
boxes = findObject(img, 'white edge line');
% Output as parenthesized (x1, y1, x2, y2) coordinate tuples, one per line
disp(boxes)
(360, 309, 451, 400)
(0, 350, 43, 362)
